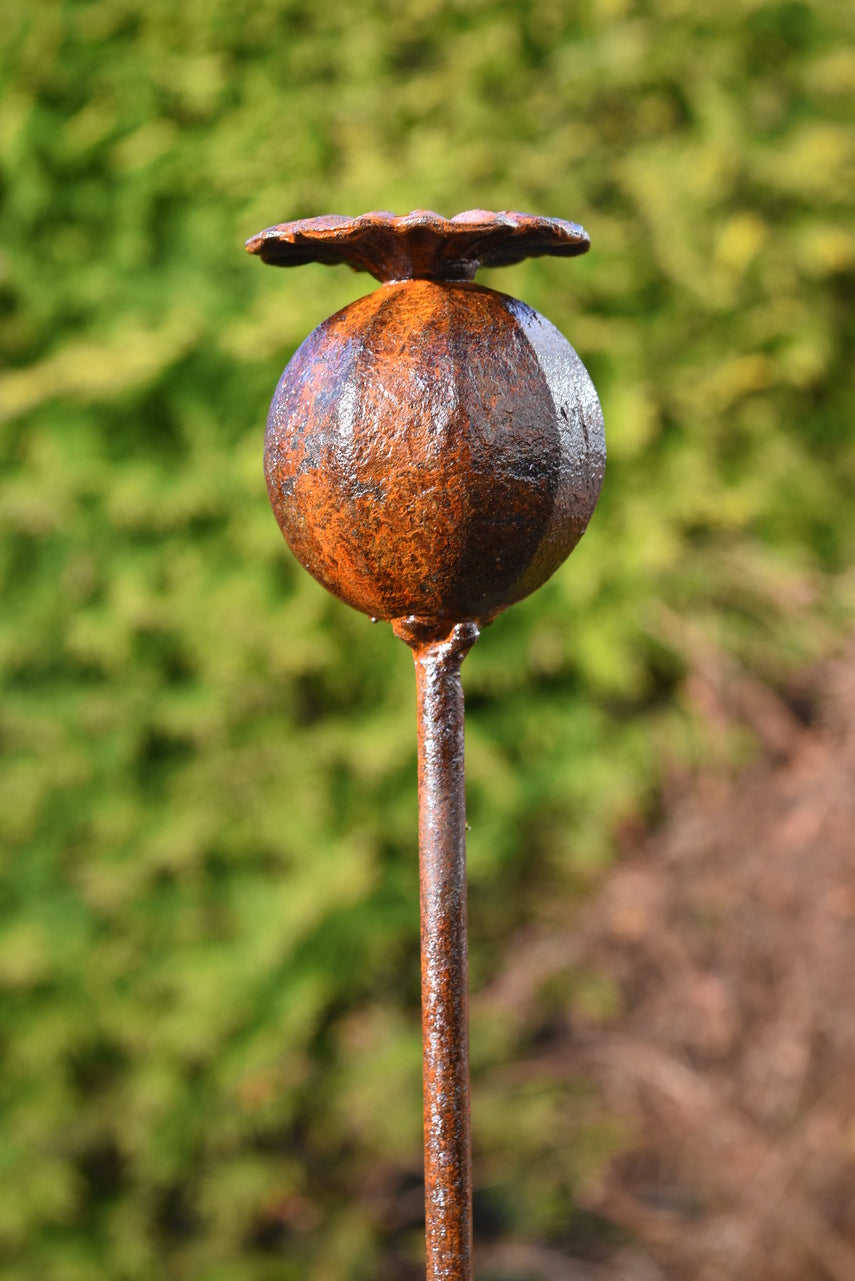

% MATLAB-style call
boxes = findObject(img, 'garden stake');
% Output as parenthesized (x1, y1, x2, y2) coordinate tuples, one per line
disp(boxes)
(247, 211, 605, 1281)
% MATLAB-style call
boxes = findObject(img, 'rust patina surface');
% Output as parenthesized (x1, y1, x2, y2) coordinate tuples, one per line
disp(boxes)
(247, 210, 605, 1281)
(395, 617, 479, 1279)
(245, 207, 590, 281)
(262, 278, 603, 625)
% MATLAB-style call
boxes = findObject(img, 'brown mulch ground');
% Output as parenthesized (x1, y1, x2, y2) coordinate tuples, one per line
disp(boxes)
(479, 641, 855, 1281)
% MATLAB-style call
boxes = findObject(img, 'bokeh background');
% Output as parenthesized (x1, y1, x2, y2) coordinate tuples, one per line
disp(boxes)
(2, 2, 854, 1279)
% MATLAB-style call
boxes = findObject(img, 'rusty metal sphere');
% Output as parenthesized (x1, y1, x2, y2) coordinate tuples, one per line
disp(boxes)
(249, 210, 605, 628)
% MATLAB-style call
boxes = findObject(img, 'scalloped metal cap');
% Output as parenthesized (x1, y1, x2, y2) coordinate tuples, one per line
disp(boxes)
(245, 209, 590, 283)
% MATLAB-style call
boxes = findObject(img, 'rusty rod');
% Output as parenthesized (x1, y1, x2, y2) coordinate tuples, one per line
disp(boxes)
(398, 618, 479, 1281)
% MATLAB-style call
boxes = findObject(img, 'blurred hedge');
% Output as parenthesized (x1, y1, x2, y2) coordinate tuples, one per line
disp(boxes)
(1, 1, 854, 1278)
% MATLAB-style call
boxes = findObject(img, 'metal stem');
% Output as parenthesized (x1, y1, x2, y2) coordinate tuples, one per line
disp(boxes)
(395, 618, 480, 1281)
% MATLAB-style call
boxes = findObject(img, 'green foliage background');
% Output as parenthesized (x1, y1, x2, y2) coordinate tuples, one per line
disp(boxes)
(1, 1, 853, 1277)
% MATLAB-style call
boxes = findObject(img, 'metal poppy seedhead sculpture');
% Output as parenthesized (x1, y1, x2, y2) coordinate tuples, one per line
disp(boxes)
(247, 210, 605, 1281)
(247, 210, 605, 635)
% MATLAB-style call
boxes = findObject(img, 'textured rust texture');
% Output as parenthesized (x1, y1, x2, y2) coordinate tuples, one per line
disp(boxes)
(394, 618, 479, 1281)
(245, 208, 590, 283)
(248, 211, 605, 1281)
(264, 278, 604, 628)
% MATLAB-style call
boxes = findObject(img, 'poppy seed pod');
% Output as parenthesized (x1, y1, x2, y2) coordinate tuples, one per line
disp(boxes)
(246, 210, 606, 1281)
(247, 210, 605, 629)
